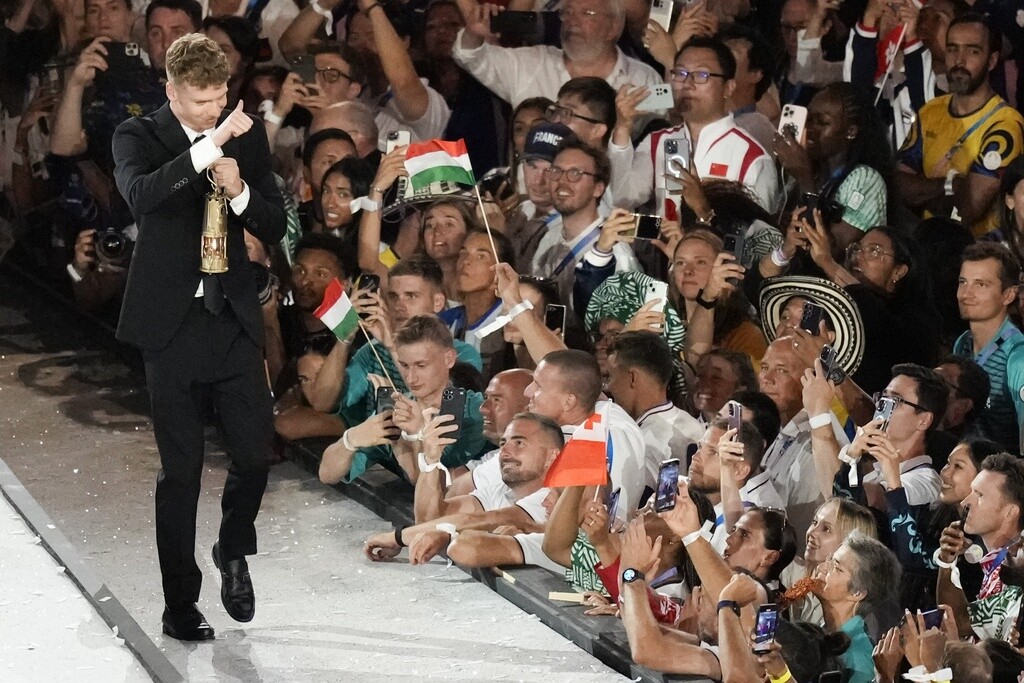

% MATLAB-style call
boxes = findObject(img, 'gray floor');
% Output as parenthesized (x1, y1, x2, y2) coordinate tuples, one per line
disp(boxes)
(0, 281, 625, 682)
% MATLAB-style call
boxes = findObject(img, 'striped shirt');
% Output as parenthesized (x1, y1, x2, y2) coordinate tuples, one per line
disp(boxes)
(953, 317, 1024, 453)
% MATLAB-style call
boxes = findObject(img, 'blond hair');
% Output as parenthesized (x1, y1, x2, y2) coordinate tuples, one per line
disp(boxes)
(165, 33, 229, 87)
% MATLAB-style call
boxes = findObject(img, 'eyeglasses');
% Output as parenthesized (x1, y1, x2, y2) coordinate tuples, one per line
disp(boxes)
(543, 165, 597, 182)
(668, 69, 726, 85)
(545, 104, 602, 125)
(557, 8, 602, 20)
(316, 67, 353, 84)
(847, 243, 895, 261)
(874, 392, 927, 413)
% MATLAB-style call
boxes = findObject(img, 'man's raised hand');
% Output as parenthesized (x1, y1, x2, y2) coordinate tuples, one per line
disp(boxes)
(212, 100, 252, 148)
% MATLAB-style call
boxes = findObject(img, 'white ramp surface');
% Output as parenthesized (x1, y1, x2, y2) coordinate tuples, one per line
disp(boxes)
(0, 493, 150, 683)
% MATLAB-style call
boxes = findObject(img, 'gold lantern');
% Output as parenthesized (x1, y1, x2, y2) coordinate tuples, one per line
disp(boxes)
(200, 168, 229, 274)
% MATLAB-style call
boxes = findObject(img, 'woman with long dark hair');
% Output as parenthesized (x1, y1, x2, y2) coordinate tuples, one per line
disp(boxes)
(1000, 156, 1024, 268)
(773, 82, 893, 255)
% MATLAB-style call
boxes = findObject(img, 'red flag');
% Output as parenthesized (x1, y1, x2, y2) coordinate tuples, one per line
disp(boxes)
(543, 412, 609, 488)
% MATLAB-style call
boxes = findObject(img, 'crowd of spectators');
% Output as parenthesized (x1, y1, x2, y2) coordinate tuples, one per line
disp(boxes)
(3, 0, 1024, 678)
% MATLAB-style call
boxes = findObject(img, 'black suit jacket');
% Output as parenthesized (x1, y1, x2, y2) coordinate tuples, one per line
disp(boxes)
(112, 103, 286, 352)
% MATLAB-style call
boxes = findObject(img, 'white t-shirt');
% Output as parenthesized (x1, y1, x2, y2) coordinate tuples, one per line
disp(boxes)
(514, 532, 567, 574)
(637, 402, 704, 487)
(370, 79, 451, 150)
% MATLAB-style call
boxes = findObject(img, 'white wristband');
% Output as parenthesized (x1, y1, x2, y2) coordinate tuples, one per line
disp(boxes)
(507, 300, 534, 321)
(435, 522, 459, 552)
(263, 109, 283, 126)
(310, 0, 334, 34)
(418, 451, 452, 486)
(944, 170, 957, 196)
(681, 520, 715, 547)
(770, 245, 791, 267)
(401, 428, 424, 442)
(66, 262, 84, 283)
(808, 413, 831, 430)
(342, 430, 356, 451)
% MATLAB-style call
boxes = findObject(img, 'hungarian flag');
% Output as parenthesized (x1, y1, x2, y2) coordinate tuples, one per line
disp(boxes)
(314, 278, 358, 341)
(543, 411, 609, 488)
(403, 139, 475, 191)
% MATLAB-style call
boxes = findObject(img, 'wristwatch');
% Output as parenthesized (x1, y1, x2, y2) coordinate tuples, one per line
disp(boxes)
(621, 568, 645, 584)
(717, 599, 741, 617)
(694, 289, 717, 309)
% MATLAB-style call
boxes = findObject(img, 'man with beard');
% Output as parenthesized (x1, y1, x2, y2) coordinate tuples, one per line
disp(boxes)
(362, 412, 563, 564)
(896, 13, 1024, 238)
(609, 36, 781, 218)
(449, 0, 661, 107)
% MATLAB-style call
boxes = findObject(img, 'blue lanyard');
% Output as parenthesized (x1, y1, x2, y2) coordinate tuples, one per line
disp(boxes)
(968, 325, 1019, 368)
(467, 300, 504, 333)
(553, 224, 601, 276)
(946, 101, 1007, 160)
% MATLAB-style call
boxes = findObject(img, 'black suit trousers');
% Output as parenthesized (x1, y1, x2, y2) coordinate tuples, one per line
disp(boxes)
(144, 298, 271, 606)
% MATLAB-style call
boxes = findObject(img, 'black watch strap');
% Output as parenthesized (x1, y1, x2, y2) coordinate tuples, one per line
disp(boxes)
(717, 599, 741, 616)
(622, 567, 645, 584)
(695, 289, 717, 309)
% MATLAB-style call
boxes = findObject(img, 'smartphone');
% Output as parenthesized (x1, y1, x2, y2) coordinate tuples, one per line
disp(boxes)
(727, 399, 743, 434)
(653, 459, 680, 512)
(820, 344, 838, 375)
(544, 304, 567, 338)
(438, 386, 467, 440)
(490, 10, 542, 40)
(631, 213, 662, 240)
(606, 488, 622, 531)
(800, 301, 826, 336)
(778, 104, 808, 144)
(959, 504, 970, 529)
(921, 608, 944, 631)
(802, 192, 822, 215)
(386, 130, 412, 198)
(94, 42, 145, 90)
(663, 138, 689, 192)
(375, 386, 399, 441)
(636, 83, 674, 112)
(752, 603, 780, 654)
(359, 273, 381, 293)
(291, 54, 316, 83)
(643, 280, 669, 316)
(873, 396, 897, 431)
(722, 232, 745, 285)
(648, 0, 674, 31)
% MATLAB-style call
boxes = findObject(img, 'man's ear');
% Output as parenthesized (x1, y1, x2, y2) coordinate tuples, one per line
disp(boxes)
(432, 291, 446, 314)
(593, 180, 607, 201)
(444, 347, 457, 369)
(1001, 284, 1019, 307)
(165, 81, 177, 102)
(723, 79, 737, 101)
(761, 548, 780, 571)
(917, 409, 935, 433)
(347, 80, 363, 101)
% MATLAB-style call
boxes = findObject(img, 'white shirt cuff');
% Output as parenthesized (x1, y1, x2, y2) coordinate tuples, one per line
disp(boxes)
(189, 136, 223, 173)
(229, 182, 250, 215)
(584, 248, 615, 268)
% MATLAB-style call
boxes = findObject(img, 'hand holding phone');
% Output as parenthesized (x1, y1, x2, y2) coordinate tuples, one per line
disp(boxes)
(800, 301, 826, 336)
(752, 603, 780, 654)
(544, 304, 567, 339)
(438, 386, 467, 440)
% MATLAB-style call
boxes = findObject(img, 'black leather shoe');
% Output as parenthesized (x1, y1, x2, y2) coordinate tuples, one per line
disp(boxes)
(162, 603, 215, 641)
(212, 542, 255, 622)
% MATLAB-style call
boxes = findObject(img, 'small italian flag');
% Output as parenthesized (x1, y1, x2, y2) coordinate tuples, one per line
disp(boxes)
(314, 278, 358, 341)
(403, 139, 476, 191)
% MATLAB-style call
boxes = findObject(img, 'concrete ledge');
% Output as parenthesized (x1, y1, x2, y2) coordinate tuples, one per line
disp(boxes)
(0, 457, 181, 683)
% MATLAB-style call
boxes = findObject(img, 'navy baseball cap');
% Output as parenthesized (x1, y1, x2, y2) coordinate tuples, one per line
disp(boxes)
(522, 122, 575, 163)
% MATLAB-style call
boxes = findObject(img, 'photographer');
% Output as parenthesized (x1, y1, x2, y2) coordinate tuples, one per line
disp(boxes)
(67, 223, 134, 314)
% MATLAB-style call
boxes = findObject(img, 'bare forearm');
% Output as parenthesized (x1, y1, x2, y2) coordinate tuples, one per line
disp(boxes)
(517, 311, 567, 363)
(367, 6, 427, 120)
(414, 469, 448, 523)
(542, 485, 585, 567)
(279, 7, 326, 60)
(447, 531, 526, 567)
(307, 340, 350, 412)
(810, 427, 842, 500)
(953, 175, 999, 227)
(263, 319, 286, 388)
(683, 305, 714, 367)
(319, 439, 356, 483)
(837, 379, 874, 425)
(896, 169, 944, 210)
(718, 611, 762, 683)
(358, 198, 389, 277)
(50, 86, 87, 156)
(402, 507, 536, 544)
(936, 569, 973, 638)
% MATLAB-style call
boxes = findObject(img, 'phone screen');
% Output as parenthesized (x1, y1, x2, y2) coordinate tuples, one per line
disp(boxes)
(606, 488, 621, 530)
(653, 459, 680, 512)
(752, 604, 779, 653)
(634, 214, 661, 240)
(490, 10, 541, 39)
(921, 608, 943, 630)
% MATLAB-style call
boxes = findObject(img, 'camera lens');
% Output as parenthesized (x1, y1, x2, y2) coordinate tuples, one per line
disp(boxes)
(250, 261, 277, 305)
(95, 228, 126, 261)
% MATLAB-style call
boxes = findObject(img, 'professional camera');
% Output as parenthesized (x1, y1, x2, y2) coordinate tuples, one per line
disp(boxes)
(95, 226, 128, 263)
(250, 261, 279, 305)
(801, 192, 845, 226)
